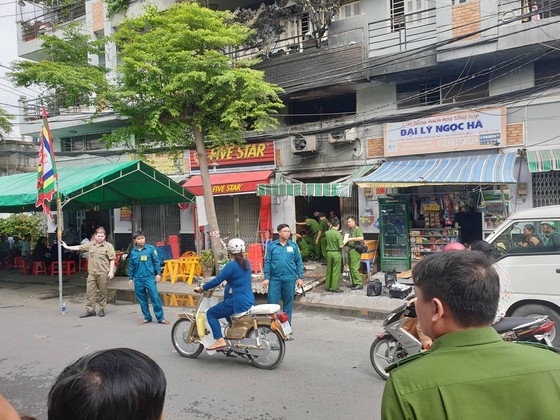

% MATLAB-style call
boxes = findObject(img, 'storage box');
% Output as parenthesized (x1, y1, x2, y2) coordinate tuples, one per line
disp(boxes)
(388, 285, 412, 299)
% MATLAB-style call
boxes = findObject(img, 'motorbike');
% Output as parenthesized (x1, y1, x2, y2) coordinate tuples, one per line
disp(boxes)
(171, 287, 291, 370)
(370, 298, 555, 380)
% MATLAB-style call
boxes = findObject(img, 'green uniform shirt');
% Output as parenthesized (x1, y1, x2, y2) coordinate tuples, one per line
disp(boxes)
(297, 238, 309, 252)
(319, 218, 329, 235)
(382, 327, 560, 420)
(306, 219, 320, 235)
(348, 226, 363, 248)
(325, 227, 343, 251)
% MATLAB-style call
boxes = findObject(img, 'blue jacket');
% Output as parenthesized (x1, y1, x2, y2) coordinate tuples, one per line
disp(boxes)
(128, 245, 162, 279)
(263, 239, 304, 282)
(202, 260, 254, 313)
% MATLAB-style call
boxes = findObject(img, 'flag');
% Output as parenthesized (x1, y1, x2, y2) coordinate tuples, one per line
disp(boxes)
(36, 108, 58, 216)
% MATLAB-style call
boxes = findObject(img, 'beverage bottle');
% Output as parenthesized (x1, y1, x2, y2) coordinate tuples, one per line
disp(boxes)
(61, 302, 67, 315)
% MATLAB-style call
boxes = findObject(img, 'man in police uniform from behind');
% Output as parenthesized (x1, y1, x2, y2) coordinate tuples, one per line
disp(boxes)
(381, 250, 560, 419)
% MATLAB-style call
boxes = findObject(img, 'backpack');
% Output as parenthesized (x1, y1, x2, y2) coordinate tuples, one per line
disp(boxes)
(367, 279, 382, 296)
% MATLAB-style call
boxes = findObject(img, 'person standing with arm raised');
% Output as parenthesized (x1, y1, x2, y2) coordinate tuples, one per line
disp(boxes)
(262, 224, 304, 326)
(61, 227, 115, 318)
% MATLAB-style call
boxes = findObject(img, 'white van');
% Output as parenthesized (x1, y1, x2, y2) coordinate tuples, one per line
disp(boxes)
(485, 205, 560, 346)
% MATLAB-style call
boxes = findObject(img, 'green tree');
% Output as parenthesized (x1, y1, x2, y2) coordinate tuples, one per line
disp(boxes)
(9, 23, 108, 110)
(107, 2, 284, 267)
(0, 214, 46, 243)
(0, 108, 13, 138)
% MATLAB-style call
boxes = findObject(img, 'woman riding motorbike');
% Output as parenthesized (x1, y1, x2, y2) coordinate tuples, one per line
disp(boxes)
(193, 239, 255, 351)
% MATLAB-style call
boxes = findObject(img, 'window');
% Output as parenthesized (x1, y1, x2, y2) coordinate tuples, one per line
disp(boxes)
(535, 58, 560, 86)
(397, 80, 440, 109)
(287, 92, 356, 125)
(60, 134, 107, 152)
(391, 0, 405, 32)
(339, 1, 361, 19)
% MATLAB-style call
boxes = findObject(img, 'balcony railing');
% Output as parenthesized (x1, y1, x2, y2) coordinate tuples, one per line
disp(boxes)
(20, 0, 86, 42)
(368, 7, 437, 56)
(22, 94, 92, 121)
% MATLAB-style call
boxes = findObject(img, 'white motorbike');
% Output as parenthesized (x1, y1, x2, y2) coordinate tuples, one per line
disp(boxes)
(171, 287, 291, 370)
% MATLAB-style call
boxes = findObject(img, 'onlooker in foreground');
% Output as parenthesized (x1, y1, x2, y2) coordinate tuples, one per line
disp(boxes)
(61, 227, 115, 318)
(128, 231, 169, 325)
(262, 224, 304, 324)
(48, 348, 166, 420)
(381, 251, 560, 419)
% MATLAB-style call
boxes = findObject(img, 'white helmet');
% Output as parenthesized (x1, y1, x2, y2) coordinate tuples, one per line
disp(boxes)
(227, 238, 246, 254)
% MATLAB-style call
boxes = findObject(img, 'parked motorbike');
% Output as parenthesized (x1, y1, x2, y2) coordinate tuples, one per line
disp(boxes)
(171, 287, 291, 370)
(370, 298, 555, 380)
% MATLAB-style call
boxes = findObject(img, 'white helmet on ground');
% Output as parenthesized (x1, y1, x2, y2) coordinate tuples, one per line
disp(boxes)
(227, 238, 246, 254)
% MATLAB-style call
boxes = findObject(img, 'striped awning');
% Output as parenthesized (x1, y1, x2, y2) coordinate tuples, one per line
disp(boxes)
(257, 165, 375, 197)
(527, 148, 560, 173)
(354, 153, 517, 187)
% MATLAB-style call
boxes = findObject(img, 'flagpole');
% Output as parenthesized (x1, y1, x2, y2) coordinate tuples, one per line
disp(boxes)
(56, 191, 63, 313)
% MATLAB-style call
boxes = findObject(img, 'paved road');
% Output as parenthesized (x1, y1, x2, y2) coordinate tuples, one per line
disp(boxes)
(0, 282, 387, 420)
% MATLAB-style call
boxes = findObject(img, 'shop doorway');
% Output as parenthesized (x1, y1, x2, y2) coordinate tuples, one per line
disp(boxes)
(295, 196, 341, 223)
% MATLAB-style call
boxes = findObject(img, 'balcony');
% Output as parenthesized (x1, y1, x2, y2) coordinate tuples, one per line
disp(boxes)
(20, 0, 86, 42)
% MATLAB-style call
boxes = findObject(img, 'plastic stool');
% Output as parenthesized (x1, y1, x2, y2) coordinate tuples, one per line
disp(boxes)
(50, 262, 59, 276)
(80, 258, 88, 272)
(62, 261, 76, 275)
(32, 261, 47, 275)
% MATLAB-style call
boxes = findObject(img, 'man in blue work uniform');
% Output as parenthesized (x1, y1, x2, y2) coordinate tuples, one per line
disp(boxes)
(128, 231, 169, 325)
(262, 223, 304, 325)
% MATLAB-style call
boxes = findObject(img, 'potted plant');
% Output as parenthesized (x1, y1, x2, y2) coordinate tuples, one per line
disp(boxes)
(199, 249, 214, 277)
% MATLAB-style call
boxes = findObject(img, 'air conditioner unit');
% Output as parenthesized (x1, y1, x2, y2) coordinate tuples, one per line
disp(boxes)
(291, 135, 318, 156)
(328, 127, 360, 144)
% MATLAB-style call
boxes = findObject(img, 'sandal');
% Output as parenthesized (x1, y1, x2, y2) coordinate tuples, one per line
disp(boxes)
(207, 340, 227, 351)
(139, 320, 151, 325)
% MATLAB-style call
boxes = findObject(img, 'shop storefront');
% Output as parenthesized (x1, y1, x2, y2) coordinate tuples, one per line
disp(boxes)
(355, 107, 518, 272)
(183, 141, 275, 246)
(526, 147, 560, 207)
(256, 166, 375, 231)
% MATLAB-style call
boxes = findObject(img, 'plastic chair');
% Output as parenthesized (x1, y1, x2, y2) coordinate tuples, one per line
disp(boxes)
(32, 261, 47, 275)
(360, 240, 379, 276)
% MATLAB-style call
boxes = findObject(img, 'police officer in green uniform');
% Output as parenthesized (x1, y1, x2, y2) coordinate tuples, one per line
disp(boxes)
(325, 218, 343, 292)
(316, 213, 329, 262)
(296, 216, 321, 260)
(345, 216, 364, 290)
(381, 251, 560, 420)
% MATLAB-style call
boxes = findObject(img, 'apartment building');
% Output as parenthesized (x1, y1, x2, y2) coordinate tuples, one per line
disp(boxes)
(14, 0, 560, 250)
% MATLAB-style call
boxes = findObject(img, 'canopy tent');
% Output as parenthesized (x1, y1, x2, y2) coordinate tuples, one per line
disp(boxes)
(0, 160, 194, 213)
(257, 165, 376, 197)
(527, 147, 560, 173)
(354, 153, 517, 187)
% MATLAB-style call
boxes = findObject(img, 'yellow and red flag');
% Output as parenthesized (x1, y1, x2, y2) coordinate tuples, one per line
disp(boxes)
(36, 108, 58, 216)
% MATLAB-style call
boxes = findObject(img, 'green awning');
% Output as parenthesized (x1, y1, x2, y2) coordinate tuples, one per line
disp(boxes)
(0, 160, 194, 213)
(257, 165, 375, 198)
(527, 148, 560, 173)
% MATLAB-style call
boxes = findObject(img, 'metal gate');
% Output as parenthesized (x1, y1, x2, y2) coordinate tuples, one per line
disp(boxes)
(532, 171, 560, 207)
(340, 185, 359, 223)
(141, 204, 181, 245)
(215, 195, 260, 245)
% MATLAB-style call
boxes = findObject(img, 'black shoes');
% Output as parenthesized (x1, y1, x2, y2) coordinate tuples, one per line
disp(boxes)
(79, 311, 96, 318)
(350, 284, 364, 290)
(98, 309, 106, 317)
(331, 289, 344, 293)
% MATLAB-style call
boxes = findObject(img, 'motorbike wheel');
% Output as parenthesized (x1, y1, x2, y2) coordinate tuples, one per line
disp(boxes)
(171, 319, 204, 358)
(247, 325, 286, 370)
(511, 304, 560, 347)
(370, 337, 406, 380)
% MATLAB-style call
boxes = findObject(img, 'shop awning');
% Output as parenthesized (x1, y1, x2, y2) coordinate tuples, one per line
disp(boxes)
(0, 160, 194, 213)
(354, 153, 517, 187)
(183, 170, 273, 196)
(256, 165, 375, 197)
(527, 148, 560, 173)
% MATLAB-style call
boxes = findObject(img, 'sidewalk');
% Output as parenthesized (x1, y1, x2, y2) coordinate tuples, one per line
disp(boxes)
(0, 264, 406, 320)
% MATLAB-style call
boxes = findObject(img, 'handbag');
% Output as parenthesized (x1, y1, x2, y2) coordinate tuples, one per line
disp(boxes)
(354, 241, 368, 254)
